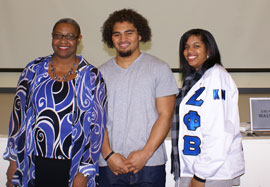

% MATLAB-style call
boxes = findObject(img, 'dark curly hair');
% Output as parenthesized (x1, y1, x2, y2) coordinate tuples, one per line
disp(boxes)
(102, 9, 152, 48)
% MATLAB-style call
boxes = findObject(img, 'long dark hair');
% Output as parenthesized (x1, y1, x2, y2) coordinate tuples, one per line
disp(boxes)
(179, 29, 222, 79)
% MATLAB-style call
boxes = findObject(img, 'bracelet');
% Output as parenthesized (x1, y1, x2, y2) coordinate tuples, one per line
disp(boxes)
(193, 175, 206, 183)
(105, 151, 114, 161)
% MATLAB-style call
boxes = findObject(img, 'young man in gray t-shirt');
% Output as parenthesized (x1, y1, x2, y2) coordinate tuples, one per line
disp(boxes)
(97, 9, 179, 187)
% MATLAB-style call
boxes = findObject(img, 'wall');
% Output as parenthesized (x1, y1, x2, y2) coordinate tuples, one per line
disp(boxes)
(0, 94, 14, 135)
(1, 0, 270, 88)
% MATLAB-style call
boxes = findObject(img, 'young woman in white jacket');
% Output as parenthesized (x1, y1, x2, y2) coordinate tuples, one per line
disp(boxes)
(171, 29, 245, 187)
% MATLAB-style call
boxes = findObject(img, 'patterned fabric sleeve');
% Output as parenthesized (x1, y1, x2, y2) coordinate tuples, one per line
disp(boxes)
(3, 61, 36, 161)
(78, 67, 107, 186)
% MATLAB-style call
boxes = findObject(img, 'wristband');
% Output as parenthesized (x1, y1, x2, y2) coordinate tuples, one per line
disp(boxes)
(193, 175, 206, 183)
(105, 151, 114, 161)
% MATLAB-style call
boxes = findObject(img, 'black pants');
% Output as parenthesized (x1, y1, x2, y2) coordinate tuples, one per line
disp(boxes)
(35, 156, 71, 187)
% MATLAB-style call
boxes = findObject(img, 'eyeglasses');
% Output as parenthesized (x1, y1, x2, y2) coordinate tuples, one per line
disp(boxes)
(52, 33, 79, 40)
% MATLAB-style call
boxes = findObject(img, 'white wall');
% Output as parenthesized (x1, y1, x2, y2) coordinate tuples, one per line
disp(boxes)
(0, 137, 9, 187)
(1, 0, 270, 88)
(1, 137, 270, 187)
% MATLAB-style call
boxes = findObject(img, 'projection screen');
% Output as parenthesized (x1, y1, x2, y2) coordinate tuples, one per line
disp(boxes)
(1, 0, 270, 88)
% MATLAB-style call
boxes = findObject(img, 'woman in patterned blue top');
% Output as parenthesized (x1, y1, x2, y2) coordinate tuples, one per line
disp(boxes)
(4, 18, 107, 187)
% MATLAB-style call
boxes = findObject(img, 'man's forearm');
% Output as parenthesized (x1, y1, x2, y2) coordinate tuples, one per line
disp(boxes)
(101, 129, 113, 158)
(142, 95, 176, 157)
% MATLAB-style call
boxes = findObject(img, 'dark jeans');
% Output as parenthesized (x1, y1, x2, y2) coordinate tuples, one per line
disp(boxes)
(96, 165, 166, 187)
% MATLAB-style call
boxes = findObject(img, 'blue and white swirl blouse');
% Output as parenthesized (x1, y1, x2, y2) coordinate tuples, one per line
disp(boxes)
(3, 55, 107, 187)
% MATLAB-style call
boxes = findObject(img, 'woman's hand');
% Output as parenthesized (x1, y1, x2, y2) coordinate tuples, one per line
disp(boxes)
(6, 160, 16, 187)
(73, 172, 88, 187)
(189, 178, 205, 187)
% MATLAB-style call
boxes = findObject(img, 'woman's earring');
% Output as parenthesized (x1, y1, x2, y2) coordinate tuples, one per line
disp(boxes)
(207, 55, 209, 59)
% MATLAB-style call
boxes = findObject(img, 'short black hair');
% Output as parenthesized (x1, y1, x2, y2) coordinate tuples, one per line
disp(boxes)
(102, 9, 152, 48)
(52, 18, 81, 36)
(179, 28, 222, 79)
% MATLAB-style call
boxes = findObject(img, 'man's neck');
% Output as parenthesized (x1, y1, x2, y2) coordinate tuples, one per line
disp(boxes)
(115, 51, 141, 69)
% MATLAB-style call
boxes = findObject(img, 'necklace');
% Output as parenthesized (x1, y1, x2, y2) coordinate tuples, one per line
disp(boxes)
(50, 60, 77, 81)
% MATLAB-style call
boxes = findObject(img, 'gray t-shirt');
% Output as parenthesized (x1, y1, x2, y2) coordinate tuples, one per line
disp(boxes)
(99, 53, 179, 166)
